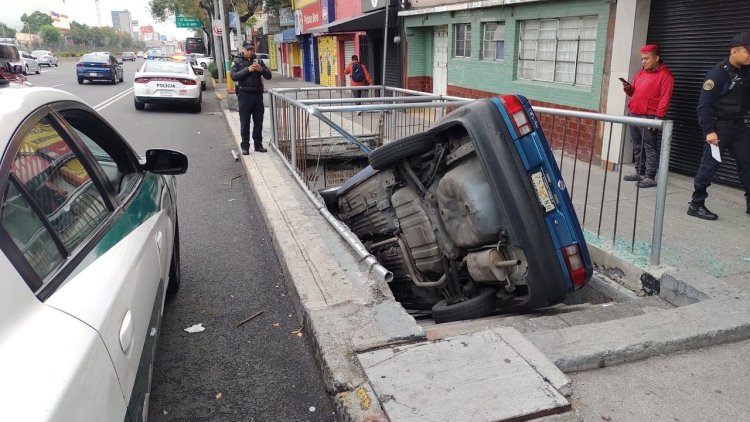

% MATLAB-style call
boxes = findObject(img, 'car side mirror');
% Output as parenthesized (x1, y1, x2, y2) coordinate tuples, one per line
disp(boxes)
(143, 149, 188, 175)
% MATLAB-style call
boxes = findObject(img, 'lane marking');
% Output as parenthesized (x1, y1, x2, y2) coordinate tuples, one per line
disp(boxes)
(93, 88, 134, 112)
(50, 83, 64, 88)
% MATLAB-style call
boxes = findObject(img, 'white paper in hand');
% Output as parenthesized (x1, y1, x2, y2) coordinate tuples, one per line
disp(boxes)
(711, 144, 721, 162)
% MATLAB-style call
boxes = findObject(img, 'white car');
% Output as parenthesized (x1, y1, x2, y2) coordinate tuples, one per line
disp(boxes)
(190, 53, 214, 69)
(0, 83, 187, 421)
(173, 54, 206, 91)
(256, 53, 270, 68)
(30, 50, 58, 67)
(19, 51, 41, 75)
(134, 60, 203, 112)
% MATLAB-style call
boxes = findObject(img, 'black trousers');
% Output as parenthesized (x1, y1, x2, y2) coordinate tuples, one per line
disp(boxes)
(238, 91, 264, 150)
(628, 114, 659, 178)
(692, 120, 750, 205)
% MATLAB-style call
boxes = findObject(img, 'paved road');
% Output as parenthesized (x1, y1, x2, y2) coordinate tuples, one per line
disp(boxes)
(34, 59, 336, 421)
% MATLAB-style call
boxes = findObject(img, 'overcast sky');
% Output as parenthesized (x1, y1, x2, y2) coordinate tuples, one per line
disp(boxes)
(0, 0, 194, 39)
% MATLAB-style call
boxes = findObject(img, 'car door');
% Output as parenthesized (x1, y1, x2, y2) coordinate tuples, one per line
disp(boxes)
(2, 105, 174, 420)
(110, 55, 123, 80)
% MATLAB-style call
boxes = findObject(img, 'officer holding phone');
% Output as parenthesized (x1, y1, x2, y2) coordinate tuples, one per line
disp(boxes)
(231, 40, 272, 154)
(621, 44, 674, 189)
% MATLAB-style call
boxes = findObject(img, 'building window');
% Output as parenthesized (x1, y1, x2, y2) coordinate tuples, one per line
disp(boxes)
(482, 22, 505, 61)
(454, 23, 471, 58)
(518, 16, 598, 86)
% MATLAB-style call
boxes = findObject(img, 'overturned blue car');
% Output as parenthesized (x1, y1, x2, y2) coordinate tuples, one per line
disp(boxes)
(323, 95, 592, 323)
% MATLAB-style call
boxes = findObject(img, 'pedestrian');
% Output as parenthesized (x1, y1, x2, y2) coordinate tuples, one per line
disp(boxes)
(344, 55, 373, 115)
(688, 31, 750, 220)
(230, 40, 272, 154)
(621, 44, 674, 188)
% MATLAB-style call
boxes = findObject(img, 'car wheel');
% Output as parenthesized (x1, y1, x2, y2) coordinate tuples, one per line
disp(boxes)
(54, 62, 58, 67)
(167, 217, 181, 295)
(201, 81, 206, 91)
(35, 66, 40, 75)
(23, 65, 28, 75)
(193, 94, 202, 113)
(368, 132, 439, 170)
(119, 73, 124, 82)
(200, 62, 207, 69)
(134, 98, 145, 110)
(77, 76, 84, 84)
(431, 288, 498, 323)
(111, 74, 117, 85)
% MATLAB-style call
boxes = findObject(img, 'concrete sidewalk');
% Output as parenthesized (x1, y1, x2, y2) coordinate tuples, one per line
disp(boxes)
(215, 73, 750, 421)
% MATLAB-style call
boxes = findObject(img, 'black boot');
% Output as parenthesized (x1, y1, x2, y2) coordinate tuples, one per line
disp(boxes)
(687, 203, 718, 220)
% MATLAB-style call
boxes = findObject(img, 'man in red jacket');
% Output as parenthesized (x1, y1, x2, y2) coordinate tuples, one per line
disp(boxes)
(345, 55, 373, 115)
(621, 44, 675, 188)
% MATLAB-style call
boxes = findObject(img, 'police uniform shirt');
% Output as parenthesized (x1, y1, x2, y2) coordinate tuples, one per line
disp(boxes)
(697, 59, 750, 135)
(230, 54, 271, 92)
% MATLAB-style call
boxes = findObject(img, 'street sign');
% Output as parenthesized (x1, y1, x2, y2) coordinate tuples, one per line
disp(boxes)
(212, 20, 224, 36)
(176, 15, 202, 28)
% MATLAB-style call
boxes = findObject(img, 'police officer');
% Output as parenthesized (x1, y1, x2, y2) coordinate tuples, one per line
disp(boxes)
(231, 40, 272, 154)
(689, 32, 750, 220)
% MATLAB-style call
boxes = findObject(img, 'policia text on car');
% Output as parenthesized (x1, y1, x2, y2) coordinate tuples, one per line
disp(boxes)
(230, 41, 272, 155)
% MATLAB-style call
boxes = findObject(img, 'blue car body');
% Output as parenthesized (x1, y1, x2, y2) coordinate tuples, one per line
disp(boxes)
(76, 54, 123, 84)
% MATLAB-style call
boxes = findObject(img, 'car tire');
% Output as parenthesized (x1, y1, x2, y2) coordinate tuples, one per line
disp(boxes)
(431, 288, 498, 324)
(111, 74, 117, 85)
(77, 77, 84, 84)
(119, 73, 124, 82)
(201, 81, 206, 91)
(193, 94, 202, 113)
(54, 62, 58, 67)
(23, 65, 28, 76)
(134, 98, 145, 110)
(166, 217, 181, 295)
(200, 62, 207, 69)
(368, 132, 439, 170)
(35, 67, 40, 75)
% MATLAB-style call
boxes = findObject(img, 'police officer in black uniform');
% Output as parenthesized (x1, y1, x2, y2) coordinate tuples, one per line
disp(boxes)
(231, 40, 272, 154)
(689, 32, 750, 220)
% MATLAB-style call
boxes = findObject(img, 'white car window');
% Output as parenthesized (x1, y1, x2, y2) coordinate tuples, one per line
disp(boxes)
(2, 117, 109, 281)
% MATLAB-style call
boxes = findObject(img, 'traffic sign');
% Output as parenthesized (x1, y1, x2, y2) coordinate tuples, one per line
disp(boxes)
(176, 15, 202, 28)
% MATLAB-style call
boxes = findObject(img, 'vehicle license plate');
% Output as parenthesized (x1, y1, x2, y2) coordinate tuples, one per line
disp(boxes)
(179, 90, 187, 95)
(160, 91, 173, 97)
(88, 73, 98, 77)
(531, 171, 556, 213)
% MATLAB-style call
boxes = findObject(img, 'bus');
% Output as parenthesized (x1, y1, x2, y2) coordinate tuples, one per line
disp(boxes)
(185, 37, 206, 55)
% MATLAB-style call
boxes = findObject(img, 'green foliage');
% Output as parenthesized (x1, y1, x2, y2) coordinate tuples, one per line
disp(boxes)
(0, 22, 16, 38)
(21, 11, 54, 33)
(40, 25, 61, 45)
(208, 62, 218, 79)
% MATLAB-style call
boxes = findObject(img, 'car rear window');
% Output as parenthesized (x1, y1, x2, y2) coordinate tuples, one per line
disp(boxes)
(80, 54, 109, 63)
(143, 61, 189, 74)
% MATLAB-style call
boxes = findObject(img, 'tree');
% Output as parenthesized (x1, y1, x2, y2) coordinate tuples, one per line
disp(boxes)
(40, 25, 61, 46)
(0, 22, 16, 38)
(21, 11, 53, 34)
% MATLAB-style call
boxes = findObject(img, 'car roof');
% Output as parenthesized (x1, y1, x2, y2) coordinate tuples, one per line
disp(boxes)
(0, 85, 83, 152)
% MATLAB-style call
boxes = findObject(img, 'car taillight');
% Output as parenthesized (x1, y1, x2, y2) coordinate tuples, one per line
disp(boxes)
(76, 63, 83, 67)
(181, 79, 197, 85)
(562, 244, 587, 288)
(134, 77, 150, 83)
(499, 95, 534, 136)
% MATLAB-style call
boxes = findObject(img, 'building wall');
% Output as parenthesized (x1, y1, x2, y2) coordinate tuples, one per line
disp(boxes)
(403, 0, 611, 111)
(334, 0, 361, 19)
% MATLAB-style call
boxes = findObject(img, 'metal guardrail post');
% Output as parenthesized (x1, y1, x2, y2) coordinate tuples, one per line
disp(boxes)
(289, 105, 297, 173)
(388, 103, 397, 142)
(650, 119, 673, 266)
(270, 93, 278, 147)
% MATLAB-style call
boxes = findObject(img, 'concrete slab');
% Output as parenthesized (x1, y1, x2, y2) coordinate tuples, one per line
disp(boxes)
(358, 329, 571, 422)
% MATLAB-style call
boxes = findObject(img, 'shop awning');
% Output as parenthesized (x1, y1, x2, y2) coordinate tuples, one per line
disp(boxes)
(309, 10, 391, 34)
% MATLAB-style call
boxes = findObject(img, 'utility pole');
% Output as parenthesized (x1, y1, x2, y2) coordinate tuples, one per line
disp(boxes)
(213, 0, 225, 82)
(218, 0, 231, 77)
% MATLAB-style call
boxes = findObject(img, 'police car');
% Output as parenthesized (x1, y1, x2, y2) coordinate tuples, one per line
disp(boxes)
(0, 82, 187, 421)
(133, 60, 203, 112)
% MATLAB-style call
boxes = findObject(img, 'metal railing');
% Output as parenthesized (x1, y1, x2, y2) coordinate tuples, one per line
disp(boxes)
(269, 86, 673, 267)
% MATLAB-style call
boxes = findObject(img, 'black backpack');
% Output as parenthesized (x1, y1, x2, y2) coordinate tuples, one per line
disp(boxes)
(351, 63, 365, 82)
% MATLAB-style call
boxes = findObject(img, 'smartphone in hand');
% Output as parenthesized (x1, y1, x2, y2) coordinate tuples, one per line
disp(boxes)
(618, 77, 630, 85)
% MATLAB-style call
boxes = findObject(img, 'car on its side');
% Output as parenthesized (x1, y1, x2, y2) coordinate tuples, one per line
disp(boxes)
(190, 53, 214, 69)
(0, 83, 187, 421)
(30, 50, 58, 67)
(122, 51, 136, 62)
(133, 60, 202, 112)
(322, 95, 592, 323)
(0, 43, 27, 84)
(19, 51, 41, 75)
(76, 53, 124, 85)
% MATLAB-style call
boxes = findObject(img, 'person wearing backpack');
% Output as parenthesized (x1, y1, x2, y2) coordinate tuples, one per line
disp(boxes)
(345, 55, 372, 114)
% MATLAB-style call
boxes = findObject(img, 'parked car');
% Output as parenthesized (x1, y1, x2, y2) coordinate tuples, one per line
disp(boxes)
(76, 53, 124, 84)
(136, 50, 145, 58)
(0, 83, 187, 421)
(133, 60, 202, 112)
(322, 95, 592, 322)
(18, 51, 41, 75)
(30, 50, 58, 67)
(256, 53, 270, 68)
(190, 53, 213, 69)
(0, 43, 27, 84)
(171, 54, 206, 91)
(122, 51, 136, 62)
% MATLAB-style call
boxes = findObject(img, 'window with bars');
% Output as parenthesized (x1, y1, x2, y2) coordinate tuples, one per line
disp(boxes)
(518, 16, 597, 86)
(482, 22, 505, 61)
(453, 23, 471, 58)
